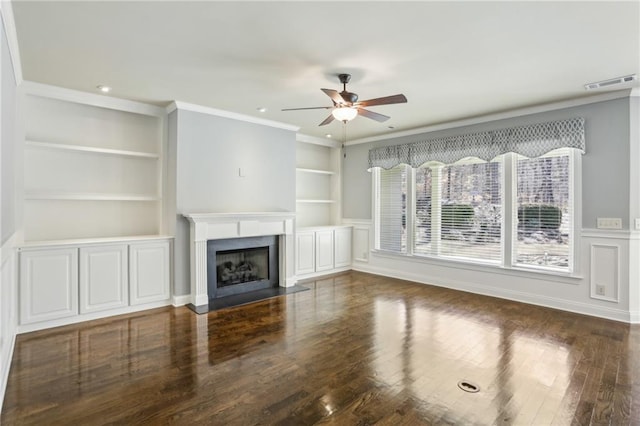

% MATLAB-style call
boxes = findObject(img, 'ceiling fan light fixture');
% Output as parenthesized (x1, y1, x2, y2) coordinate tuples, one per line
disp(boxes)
(332, 106, 358, 122)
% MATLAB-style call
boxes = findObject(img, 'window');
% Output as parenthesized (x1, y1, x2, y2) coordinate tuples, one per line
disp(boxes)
(374, 150, 577, 274)
(414, 159, 503, 263)
(375, 165, 409, 253)
(515, 148, 572, 270)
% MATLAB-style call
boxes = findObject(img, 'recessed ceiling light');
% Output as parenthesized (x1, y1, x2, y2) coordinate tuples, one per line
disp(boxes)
(584, 74, 637, 90)
(97, 85, 111, 93)
(325, 134, 332, 138)
(257, 107, 267, 113)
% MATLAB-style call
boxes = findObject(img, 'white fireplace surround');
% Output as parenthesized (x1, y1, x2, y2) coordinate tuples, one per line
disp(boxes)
(183, 212, 297, 306)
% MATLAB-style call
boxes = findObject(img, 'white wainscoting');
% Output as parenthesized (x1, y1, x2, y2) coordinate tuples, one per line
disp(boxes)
(342, 219, 371, 264)
(589, 244, 620, 302)
(0, 233, 19, 413)
(345, 220, 639, 323)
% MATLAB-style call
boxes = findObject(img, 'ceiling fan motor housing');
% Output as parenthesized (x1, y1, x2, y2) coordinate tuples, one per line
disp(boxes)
(338, 74, 357, 104)
(340, 91, 358, 104)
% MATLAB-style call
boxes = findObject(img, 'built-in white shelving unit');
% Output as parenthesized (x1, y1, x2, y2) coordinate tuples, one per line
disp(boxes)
(18, 83, 172, 332)
(296, 141, 341, 228)
(295, 138, 352, 278)
(22, 88, 166, 242)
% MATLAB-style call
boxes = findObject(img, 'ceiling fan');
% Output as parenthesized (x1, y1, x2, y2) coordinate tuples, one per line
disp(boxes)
(282, 74, 407, 126)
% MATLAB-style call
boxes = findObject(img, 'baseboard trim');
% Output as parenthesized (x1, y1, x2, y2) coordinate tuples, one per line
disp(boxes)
(353, 263, 634, 323)
(172, 295, 191, 307)
(296, 267, 351, 281)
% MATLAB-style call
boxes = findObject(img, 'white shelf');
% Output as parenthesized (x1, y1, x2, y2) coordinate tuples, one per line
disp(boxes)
(25, 192, 160, 201)
(296, 199, 336, 204)
(26, 140, 159, 159)
(296, 167, 335, 175)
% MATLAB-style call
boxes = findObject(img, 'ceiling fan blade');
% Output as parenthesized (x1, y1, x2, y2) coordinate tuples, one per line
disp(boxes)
(321, 88, 347, 105)
(319, 114, 335, 126)
(357, 94, 407, 107)
(358, 108, 390, 123)
(281, 106, 332, 111)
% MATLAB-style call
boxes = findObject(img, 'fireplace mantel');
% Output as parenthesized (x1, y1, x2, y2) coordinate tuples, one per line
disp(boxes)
(183, 212, 296, 307)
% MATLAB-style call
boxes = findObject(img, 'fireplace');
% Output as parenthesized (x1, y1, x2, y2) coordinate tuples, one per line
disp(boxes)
(207, 236, 279, 299)
(183, 212, 296, 308)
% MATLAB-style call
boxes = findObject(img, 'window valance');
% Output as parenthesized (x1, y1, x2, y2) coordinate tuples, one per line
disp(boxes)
(368, 117, 585, 169)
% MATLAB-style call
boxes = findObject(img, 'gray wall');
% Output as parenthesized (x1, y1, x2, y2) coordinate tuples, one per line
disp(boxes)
(630, 96, 640, 222)
(1, 20, 17, 244)
(172, 109, 297, 295)
(342, 97, 631, 229)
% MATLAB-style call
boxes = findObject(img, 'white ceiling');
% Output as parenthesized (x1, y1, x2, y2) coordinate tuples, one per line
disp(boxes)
(10, 1, 640, 141)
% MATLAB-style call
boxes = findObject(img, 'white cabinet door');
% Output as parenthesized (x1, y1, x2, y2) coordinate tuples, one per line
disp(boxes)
(79, 244, 128, 314)
(296, 232, 315, 275)
(129, 241, 170, 305)
(334, 227, 352, 268)
(20, 248, 78, 324)
(315, 230, 335, 272)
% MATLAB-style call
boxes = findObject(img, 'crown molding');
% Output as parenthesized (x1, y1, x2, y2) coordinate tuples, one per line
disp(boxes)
(0, 1, 23, 84)
(21, 81, 165, 116)
(296, 133, 340, 148)
(347, 89, 633, 146)
(168, 101, 300, 132)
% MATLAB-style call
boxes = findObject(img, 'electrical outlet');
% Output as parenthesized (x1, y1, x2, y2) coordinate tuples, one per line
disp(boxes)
(597, 218, 622, 229)
(596, 285, 606, 296)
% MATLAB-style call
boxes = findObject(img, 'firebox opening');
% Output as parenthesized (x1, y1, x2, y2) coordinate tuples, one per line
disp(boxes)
(207, 235, 279, 300)
(216, 246, 269, 287)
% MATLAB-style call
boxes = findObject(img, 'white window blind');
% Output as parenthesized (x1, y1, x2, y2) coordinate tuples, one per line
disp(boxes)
(514, 148, 572, 271)
(439, 159, 503, 262)
(414, 167, 433, 256)
(377, 165, 408, 253)
(414, 159, 502, 263)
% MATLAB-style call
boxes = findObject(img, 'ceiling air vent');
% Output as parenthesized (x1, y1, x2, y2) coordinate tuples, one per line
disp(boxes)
(584, 74, 637, 90)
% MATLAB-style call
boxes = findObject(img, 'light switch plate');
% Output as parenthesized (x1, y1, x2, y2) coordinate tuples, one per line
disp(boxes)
(635, 218, 640, 230)
(597, 218, 622, 229)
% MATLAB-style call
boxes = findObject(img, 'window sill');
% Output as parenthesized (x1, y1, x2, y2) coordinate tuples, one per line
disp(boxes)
(370, 249, 583, 285)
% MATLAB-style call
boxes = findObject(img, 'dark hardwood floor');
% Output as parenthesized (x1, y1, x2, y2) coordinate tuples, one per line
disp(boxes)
(2, 271, 639, 425)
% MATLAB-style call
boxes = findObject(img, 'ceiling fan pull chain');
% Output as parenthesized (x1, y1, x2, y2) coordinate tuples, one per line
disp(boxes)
(342, 122, 347, 158)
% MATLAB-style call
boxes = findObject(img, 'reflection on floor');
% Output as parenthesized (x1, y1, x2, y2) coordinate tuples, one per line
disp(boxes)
(2, 271, 639, 424)
(188, 285, 309, 314)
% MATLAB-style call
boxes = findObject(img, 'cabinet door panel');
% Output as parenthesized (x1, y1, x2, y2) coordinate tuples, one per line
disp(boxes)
(334, 228, 352, 268)
(296, 232, 315, 275)
(129, 241, 170, 305)
(315, 230, 335, 272)
(79, 245, 128, 314)
(20, 248, 78, 324)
